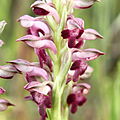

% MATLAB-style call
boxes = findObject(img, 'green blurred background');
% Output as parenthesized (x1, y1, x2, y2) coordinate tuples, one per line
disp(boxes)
(0, 0, 120, 120)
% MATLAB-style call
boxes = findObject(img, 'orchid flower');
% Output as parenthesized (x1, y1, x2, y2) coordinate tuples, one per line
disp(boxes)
(31, 1, 60, 23)
(62, 15, 103, 48)
(0, 0, 104, 119)
(67, 83, 91, 113)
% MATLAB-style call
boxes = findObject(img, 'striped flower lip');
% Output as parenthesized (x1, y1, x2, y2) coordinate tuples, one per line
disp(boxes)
(16, 35, 57, 54)
(72, 48, 105, 61)
(0, 65, 18, 79)
(24, 81, 52, 95)
(7, 59, 49, 80)
(73, 0, 99, 9)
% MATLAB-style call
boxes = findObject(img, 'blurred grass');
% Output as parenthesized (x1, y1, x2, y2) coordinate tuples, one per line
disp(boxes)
(0, 0, 120, 120)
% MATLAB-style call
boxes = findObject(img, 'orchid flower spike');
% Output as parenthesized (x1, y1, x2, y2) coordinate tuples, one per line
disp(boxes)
(0, 0, 104, 119)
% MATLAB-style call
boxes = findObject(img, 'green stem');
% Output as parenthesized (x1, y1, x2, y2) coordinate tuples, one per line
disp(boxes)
(46, 2, 71, 120)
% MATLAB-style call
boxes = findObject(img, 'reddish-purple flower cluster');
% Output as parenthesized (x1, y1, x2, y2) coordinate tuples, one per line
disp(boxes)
(0, 0, 104, 119)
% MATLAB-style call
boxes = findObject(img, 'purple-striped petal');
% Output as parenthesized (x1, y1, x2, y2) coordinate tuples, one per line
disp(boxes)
(16, 35, 43, 41)
(17, 35, 57, 54)
(18, 15, 50, 36)
(0, 99, 15, 112)
(18, 15, 35, 27)
(73, 0, 98, 9)
(67, 15, 84, 30)
(81, 29, 103, 40)
(73, 83, 91, 95)
(31, 1, 60, 23)
(8, 59, 48, 80)
(29, 21, 50, 36)
(26, 40, 57, 54)
(0, 65, 18, 79)
(76, 83, 91, 90)
(24, 81, 51, 95)
(72, 48, 105, 61)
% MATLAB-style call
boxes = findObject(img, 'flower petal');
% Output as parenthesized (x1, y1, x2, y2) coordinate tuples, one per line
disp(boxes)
(17, 35, 57, 54)
(0, 88, 6, 94)
(70, 60, 87, 70)
(18, 15, 35, 27)
(71, 104, 78, 113)
(8, 59, 48, 80)
(26, 40, 57, 54)
(73, 0, 98, 9)
(24, 81, 51, 95)
(31, 1, 60, 23)
(80, 66, 94, 80)
(0, 65, 18, 79)
(16, 35, 42, 41)
(81, 28, 103, 40)
(72, 61, 88, 82)
(67, 93, 76, 105)
(18, 15, 51, 35)
(72, 48, 105, 61)
(29, 21, 50, 36)
(0, 99, 15, 112)
(67, 15, 84, 29)
(77, 95, 87, 106)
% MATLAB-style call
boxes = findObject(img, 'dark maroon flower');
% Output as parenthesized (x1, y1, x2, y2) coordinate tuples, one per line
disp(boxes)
(62, 16, 84, 48)
(18, 15, 54, 73)
(31, 1, 60, 23)
(69, 60, 88, 82)
(62, 15, 103, 48)
(24, 81, 52, 120)
(35, 49, 53, 71)
(67, 83, 91, 113)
